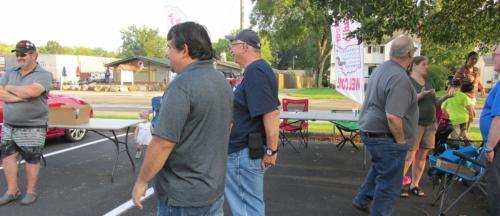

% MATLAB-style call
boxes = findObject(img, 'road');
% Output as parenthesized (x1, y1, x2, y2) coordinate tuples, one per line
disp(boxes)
(0, 133, 488, 216)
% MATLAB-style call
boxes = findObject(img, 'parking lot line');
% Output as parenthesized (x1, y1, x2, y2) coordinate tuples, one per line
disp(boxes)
(0, 133, 127, 170)
(103, 187, 155, 216)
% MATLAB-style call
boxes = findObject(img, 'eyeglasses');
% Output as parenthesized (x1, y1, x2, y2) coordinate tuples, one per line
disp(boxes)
(15, 52, 32, 58)
(231, 42, 246, 47)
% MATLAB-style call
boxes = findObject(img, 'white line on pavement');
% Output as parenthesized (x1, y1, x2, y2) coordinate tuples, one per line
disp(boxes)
(0, 133, 127, 170)
(103, 187, 155, 216)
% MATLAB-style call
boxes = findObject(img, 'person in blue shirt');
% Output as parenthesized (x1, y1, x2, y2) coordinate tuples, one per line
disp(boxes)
(224, 29, 280, 216)
(480, 45, 500, 216)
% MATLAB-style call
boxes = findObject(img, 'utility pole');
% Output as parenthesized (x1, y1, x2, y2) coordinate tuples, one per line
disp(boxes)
(292, 55, 297, 71)
(240, 0, 244, 30)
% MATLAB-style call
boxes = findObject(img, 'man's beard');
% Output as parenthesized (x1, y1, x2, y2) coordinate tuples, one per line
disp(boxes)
(17, 60, 28, 67)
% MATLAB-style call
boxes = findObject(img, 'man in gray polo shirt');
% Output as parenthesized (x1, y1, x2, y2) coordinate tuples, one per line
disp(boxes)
(132, 22, 233, 216)
(352, 36, 418, 215)
(0, 40, 52, 206)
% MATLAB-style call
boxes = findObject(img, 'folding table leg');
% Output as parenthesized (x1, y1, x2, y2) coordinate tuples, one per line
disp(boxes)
(109, 129, 136, 183)
(122, 127, 135, 172)
(110, 134, 120, 184)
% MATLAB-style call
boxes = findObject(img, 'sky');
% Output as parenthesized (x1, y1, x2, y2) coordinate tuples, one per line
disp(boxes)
(0, 0, 254, 52)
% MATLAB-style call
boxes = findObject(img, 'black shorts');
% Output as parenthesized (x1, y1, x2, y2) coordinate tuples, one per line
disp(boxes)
(0, 124, 46, 164)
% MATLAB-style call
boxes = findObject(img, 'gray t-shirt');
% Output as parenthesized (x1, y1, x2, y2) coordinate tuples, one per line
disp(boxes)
(0, 65, 52, 126)
(410, 77, 436, 126)
(359, 60, 418, 143)
(153, 60, 233, 207)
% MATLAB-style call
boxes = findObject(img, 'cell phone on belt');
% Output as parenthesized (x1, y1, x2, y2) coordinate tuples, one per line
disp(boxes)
(248, 132, 265, 159)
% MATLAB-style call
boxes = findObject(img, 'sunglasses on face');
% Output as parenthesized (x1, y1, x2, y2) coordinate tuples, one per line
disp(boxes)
(15, 52, 31, 58)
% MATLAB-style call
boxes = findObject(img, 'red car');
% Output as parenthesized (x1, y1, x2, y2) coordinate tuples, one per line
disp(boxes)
(0, 94, 93, 142)
(222, 71, 242, 88)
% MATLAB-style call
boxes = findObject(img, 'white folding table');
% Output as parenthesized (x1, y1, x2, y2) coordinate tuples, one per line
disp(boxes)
(280, 111, 359, 122)
(50, 118, 145, 183)
(279, 111, 367, 168)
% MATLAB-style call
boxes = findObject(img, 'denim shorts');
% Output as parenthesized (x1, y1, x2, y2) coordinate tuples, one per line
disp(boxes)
(0, 124, 47, 164)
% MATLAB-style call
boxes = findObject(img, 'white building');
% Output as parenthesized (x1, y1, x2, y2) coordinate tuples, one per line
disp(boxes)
(2, 54, 117, 84)
(330, 35, 421, 85)
(477, 56, 498, 89)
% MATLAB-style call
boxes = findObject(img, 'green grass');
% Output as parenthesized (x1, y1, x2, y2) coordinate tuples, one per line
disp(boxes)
(94, 113, 138, 119)
(307, 122, 483, 140)
(288, 88, 348, 100)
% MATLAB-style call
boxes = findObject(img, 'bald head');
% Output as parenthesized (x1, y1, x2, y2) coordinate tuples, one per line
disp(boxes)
(390, 36, 414, 59)
(493, 44, 500, 73)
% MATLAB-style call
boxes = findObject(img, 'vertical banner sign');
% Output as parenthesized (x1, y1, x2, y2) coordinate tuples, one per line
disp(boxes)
(332, 19, 364, 104)
(165, 6, 188, 29)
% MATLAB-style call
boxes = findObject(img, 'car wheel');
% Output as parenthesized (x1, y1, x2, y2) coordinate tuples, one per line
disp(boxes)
(64, 129, 87, 142)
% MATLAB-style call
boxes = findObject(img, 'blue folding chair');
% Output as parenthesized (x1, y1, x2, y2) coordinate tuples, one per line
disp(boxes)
(428, 141, 487, 216)
(151, 96, 162, 127)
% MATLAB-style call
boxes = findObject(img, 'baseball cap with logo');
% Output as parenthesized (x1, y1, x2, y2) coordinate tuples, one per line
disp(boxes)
(11, 40, 37, 53)
(225, 29, 261, 50)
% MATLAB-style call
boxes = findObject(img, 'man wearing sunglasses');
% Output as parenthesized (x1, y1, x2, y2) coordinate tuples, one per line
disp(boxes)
(0, 40, 52, 206)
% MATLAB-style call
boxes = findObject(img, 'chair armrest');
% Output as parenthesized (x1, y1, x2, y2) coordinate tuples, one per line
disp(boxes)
(453, 151, 486, 168)
(447, 142, 460, 149)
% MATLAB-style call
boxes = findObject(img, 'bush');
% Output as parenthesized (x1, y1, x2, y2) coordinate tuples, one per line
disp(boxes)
(427, 65, 450, 91)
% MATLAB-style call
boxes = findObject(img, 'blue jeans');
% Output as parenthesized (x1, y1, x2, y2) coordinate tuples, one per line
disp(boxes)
(353, 135, 408, 216)
(157, 196, 224, 216)
(225, 147, 265, 216)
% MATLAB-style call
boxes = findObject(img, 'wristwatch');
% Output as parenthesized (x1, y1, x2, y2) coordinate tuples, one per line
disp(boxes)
(265, 147, 278, 156)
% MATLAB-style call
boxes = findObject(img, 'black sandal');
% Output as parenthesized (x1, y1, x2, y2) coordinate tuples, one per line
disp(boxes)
(410, 187, 425, 197)
(400, 189, 409, 198)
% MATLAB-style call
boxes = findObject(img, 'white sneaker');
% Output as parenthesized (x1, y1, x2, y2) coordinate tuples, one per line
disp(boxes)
(135, 151, 142, 159)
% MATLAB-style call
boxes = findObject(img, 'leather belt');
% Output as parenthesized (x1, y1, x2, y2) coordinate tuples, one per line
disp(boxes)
(361, 132, 394, 138)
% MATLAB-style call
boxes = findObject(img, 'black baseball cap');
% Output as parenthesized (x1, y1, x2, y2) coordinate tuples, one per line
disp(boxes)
(225, 29, 261, 49)
(11, 40, 37, 53)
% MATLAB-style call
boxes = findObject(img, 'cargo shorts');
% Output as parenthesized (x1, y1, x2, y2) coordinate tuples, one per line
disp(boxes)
(408, 124, 436, 151)
(0, 124, 47, 164)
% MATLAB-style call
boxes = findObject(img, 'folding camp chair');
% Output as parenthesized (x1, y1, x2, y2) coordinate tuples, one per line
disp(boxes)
(334, 121, 360, 151)
(279, 99, 309, 152)
(151, 96, 162, 127)
(428, 141, 487, 216)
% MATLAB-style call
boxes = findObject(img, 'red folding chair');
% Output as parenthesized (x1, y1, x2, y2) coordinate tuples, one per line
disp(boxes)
(280, 98, 309, 152)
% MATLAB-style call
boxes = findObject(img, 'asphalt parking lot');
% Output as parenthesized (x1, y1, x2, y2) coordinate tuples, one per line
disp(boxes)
(0, 133, 489, 216)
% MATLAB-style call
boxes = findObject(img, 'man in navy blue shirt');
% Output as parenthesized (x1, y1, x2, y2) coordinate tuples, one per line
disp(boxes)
(480, 45, 500, 216)
(225, 29, 280, 216)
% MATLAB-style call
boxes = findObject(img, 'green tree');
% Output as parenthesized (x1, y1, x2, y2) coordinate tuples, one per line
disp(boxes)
(427, 65, 451, 91)
(328, 0, 499, 51)
(74, 47, 93, 56)
(212, 38, 234, 62)
(252, 0, 332, 87)
(0, 42, 13, 55)
(90, 48, 117, 57)
(424, 42, 476, 72)
(260, 36, 274, 65)
(41, 40, 65, 54)
(119, 25, 167, 58)
(273, 38, 318, 72)
(252, 0, 498, 86)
